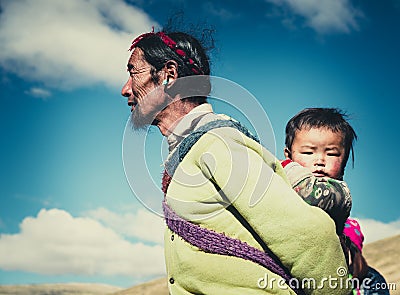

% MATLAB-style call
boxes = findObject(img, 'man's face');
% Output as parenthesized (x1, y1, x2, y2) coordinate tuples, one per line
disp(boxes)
(286, 127, 346, 179)
(121, 48, 165, 129)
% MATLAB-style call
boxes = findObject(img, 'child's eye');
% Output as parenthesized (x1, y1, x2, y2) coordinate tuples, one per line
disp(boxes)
(327, 153, 340, 157)
(301, 152, 313, 155)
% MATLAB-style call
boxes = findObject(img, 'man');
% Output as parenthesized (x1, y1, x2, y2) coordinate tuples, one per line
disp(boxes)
(121, 29, 351, 295)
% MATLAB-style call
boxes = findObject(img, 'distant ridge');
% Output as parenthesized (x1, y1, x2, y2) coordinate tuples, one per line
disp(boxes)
(112, 278, 167, 295)
(0, 283, 122, 295)
(363, 234, 400, 295)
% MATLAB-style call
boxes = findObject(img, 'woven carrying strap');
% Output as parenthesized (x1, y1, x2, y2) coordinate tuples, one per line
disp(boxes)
(162, 120, 305, 295)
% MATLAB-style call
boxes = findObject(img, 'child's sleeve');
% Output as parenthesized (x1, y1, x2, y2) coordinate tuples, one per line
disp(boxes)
(281, 160, 352, 234)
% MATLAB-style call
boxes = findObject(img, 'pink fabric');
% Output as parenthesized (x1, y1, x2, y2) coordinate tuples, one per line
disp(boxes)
(343, 218, 364, 252)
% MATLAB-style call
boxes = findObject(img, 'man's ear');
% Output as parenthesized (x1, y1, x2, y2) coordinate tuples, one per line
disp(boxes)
(163, 60, 178, 85)
(284, 147, 292, 159)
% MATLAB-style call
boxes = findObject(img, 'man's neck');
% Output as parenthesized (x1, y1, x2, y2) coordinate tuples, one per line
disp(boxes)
(155, 99, 198, 136)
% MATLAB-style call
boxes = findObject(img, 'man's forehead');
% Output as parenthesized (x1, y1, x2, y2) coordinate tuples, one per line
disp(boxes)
(128, 47, 146, 66)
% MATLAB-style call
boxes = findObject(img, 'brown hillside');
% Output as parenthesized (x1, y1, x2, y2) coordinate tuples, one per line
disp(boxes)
(0, 283, 122, 295)
(363, 234, 400, 294)
(111, 277, 168, 295)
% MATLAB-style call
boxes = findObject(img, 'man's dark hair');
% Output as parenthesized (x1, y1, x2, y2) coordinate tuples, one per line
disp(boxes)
(285, 108, 357, 170)
(134, 31, 211, 105)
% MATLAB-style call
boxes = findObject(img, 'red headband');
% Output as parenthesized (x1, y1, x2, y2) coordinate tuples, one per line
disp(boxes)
(129, 30, 203, 75)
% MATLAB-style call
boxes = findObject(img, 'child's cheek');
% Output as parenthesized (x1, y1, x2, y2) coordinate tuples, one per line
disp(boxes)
(331, 159, 343, 177)
(296, 159, 313, 170)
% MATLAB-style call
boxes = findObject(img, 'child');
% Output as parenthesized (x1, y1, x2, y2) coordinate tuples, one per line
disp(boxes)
(284, 108, 357, 181)
(283, 108, 389, 295)
(282, 107, 356, 234)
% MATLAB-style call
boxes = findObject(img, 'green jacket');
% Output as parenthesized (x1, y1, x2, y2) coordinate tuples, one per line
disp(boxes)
(164, 124, 351, 295)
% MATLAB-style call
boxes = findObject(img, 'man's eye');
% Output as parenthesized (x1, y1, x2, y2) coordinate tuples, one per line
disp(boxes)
(129, 70, 138, 77)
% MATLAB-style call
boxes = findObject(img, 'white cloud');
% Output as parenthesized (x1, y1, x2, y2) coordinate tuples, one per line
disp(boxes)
(353, 217, 400, 244)
(0, 0, 157, 90)
(0, 209, 165, 276)
(86, 207, 165, 245)
(24, 87, 52, 99)
(265, 0, 363, 34)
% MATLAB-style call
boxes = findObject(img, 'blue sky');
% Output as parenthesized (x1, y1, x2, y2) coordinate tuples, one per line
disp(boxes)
(1, 0, 399, 288)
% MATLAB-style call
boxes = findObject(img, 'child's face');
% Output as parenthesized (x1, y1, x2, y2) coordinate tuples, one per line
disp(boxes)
(285, 127, 346, 179)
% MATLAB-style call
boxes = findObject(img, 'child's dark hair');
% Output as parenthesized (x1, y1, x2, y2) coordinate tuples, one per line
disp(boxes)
(285, 108, 358, 170)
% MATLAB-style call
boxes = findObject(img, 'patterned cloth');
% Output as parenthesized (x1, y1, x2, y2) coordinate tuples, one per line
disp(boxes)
(362, 267, 390, 295)
(343, 218, 364, 252)
(282, 159, 352, 234)
(343, 219, 389, 295)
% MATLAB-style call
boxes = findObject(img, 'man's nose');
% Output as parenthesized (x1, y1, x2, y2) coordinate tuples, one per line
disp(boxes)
(121, 77, 133, 98)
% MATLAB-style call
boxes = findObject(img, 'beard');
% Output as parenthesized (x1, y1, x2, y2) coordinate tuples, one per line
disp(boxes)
(130, 95, 170, 131)
(131, 105, 157, 131)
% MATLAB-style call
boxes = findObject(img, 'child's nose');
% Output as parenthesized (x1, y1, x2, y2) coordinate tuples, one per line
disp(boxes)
(314, 154, 325, 166)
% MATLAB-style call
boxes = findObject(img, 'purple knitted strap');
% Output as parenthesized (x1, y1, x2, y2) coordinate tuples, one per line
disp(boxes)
(163, 200, 305, 295)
